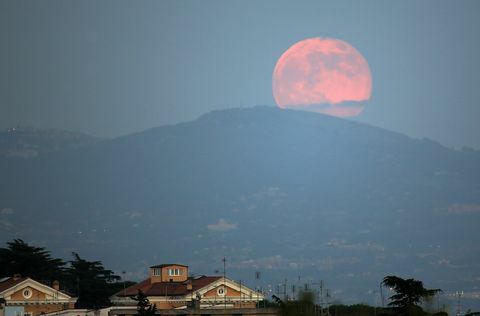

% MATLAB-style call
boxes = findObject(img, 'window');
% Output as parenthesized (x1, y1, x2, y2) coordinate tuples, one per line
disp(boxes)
(168, 268, 182, 276)
(22, 288, 32, 299)
(217, 287, 226, 296)
(153, 268, 161, 276)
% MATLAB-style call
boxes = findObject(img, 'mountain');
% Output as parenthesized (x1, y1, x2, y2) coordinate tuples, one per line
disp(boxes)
(0, 127, 101, 158)
(1, 106, 479, 306)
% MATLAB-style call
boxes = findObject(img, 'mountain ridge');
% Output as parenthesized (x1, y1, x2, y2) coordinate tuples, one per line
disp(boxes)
(0, 106, 478, 306)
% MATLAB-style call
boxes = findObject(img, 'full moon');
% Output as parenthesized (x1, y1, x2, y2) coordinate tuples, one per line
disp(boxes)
(272, 37, 372, 117)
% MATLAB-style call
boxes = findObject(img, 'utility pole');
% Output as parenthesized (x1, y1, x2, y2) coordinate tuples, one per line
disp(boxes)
(276, 279, 288, 301)
(239, 280, 242, 308)
(255, 271, 261, 308)
(456, 290, 463, 316)
(319, 280, 324, 316)
(379, 282, 385, 308)
(122, 271, 126, 302)
(326, 289, 331, 316)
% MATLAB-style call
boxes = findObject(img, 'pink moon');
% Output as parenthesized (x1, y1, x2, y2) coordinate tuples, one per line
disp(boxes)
(272, 37, 372, 117)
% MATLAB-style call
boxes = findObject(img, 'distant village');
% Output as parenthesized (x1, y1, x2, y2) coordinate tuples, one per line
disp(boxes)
(0, 240, 467, 316)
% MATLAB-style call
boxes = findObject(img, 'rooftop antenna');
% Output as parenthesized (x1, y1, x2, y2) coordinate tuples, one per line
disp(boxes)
(456, 290, 463, 316)
(222, 257, 227, 309)
(214, 257, 227, 309)
(255, 271, 261, 307)
(223, 257, 226, 280)
(122, 271, 126, 299)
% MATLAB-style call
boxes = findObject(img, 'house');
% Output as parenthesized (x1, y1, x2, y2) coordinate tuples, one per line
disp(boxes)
(0, 275, 77, 316)
(111, 263, 264, 310)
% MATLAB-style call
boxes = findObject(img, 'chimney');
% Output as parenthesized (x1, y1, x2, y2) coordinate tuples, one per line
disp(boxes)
(52, 280, 60, 291)
(186, 280, 193, 291)
(13, 274, 22, 281)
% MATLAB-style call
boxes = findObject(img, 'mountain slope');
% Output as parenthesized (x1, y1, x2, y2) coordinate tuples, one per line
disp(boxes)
(1, 106, 479, 305)
(0, 127, 101, 158)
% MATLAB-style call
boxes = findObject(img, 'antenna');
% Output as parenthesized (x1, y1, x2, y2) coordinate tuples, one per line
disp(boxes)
(222, 257, 226, 277)
(239, 279, 242, 308)
(122, 271, 126, 299)
(255, 271, 261, 307)
(222, 257, 227, 309)
(326, 288, 331, 315)
(320, 280, 324, 316)
(379, 282, 385, 307)
(456, 290, 463, 316)
(276, 279, 288, 301)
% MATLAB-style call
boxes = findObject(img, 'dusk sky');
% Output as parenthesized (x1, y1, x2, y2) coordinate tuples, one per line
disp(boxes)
(1, 0, 480, 148)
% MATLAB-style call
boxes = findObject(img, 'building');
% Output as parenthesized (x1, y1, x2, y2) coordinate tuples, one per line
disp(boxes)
(111, 264, 264, 310)
(44, 306, 279, 316)
(0, 275, 77, 316)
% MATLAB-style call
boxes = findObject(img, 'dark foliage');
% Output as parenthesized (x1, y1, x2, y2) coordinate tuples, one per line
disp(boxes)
(66, 252, 120, 309)
(131, 289, 157, 316)
(0, 239, 66, 282)
(329, 304, 377, 316)
(382, 276, 441, 310)
(0, 239, 132, 309)
(276, 291, 316, 316)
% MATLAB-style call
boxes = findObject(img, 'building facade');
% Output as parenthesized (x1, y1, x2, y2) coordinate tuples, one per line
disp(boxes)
(0, 275, 77, 316)
(111, 264, 263, 310)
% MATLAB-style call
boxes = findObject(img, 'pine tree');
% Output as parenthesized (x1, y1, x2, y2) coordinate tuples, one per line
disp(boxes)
(131, 290, 157, 316)
(0, 239, 65, 282)
(67, 252, 120, 309)
(382, 275, 442, 313)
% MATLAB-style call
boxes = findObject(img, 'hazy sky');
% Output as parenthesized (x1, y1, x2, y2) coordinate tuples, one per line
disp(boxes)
(1, 0, 479, 148)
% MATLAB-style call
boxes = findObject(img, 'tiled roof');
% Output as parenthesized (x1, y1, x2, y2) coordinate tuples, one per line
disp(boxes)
(116, 276, 222, 297)
(0, 277, 28, 293)
(0, 276, 73, 297)
(149, 264, 188, 269)
(191, 276, 222, 291)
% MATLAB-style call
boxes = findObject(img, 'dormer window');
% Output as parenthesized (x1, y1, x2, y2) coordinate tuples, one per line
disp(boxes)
(153, 268, 161, 276)
(168, 268, 182, 276)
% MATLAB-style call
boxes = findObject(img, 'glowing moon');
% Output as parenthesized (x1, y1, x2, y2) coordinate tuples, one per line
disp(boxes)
(272, 37, 372, 117)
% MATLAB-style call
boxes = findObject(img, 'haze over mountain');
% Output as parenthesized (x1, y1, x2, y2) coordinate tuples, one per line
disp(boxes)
(1, 106, 479, 306)
(0, 127, 101, 158)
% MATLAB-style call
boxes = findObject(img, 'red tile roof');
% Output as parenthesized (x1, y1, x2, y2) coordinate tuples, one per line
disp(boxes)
(0, 276, 73, 297)
(0, 277, 28, 293)
(116, 276, 222, 297)
(191, 276, 222, 291)
(149, 264, 188, 269)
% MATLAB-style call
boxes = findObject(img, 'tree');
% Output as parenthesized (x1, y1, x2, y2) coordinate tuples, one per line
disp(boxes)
(131, 290, 157, 316)
(382, 276, 442, 312)
(67, 252, 120, 309)
(0, 239, 65, 282)
(274, 291, 316, 316)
